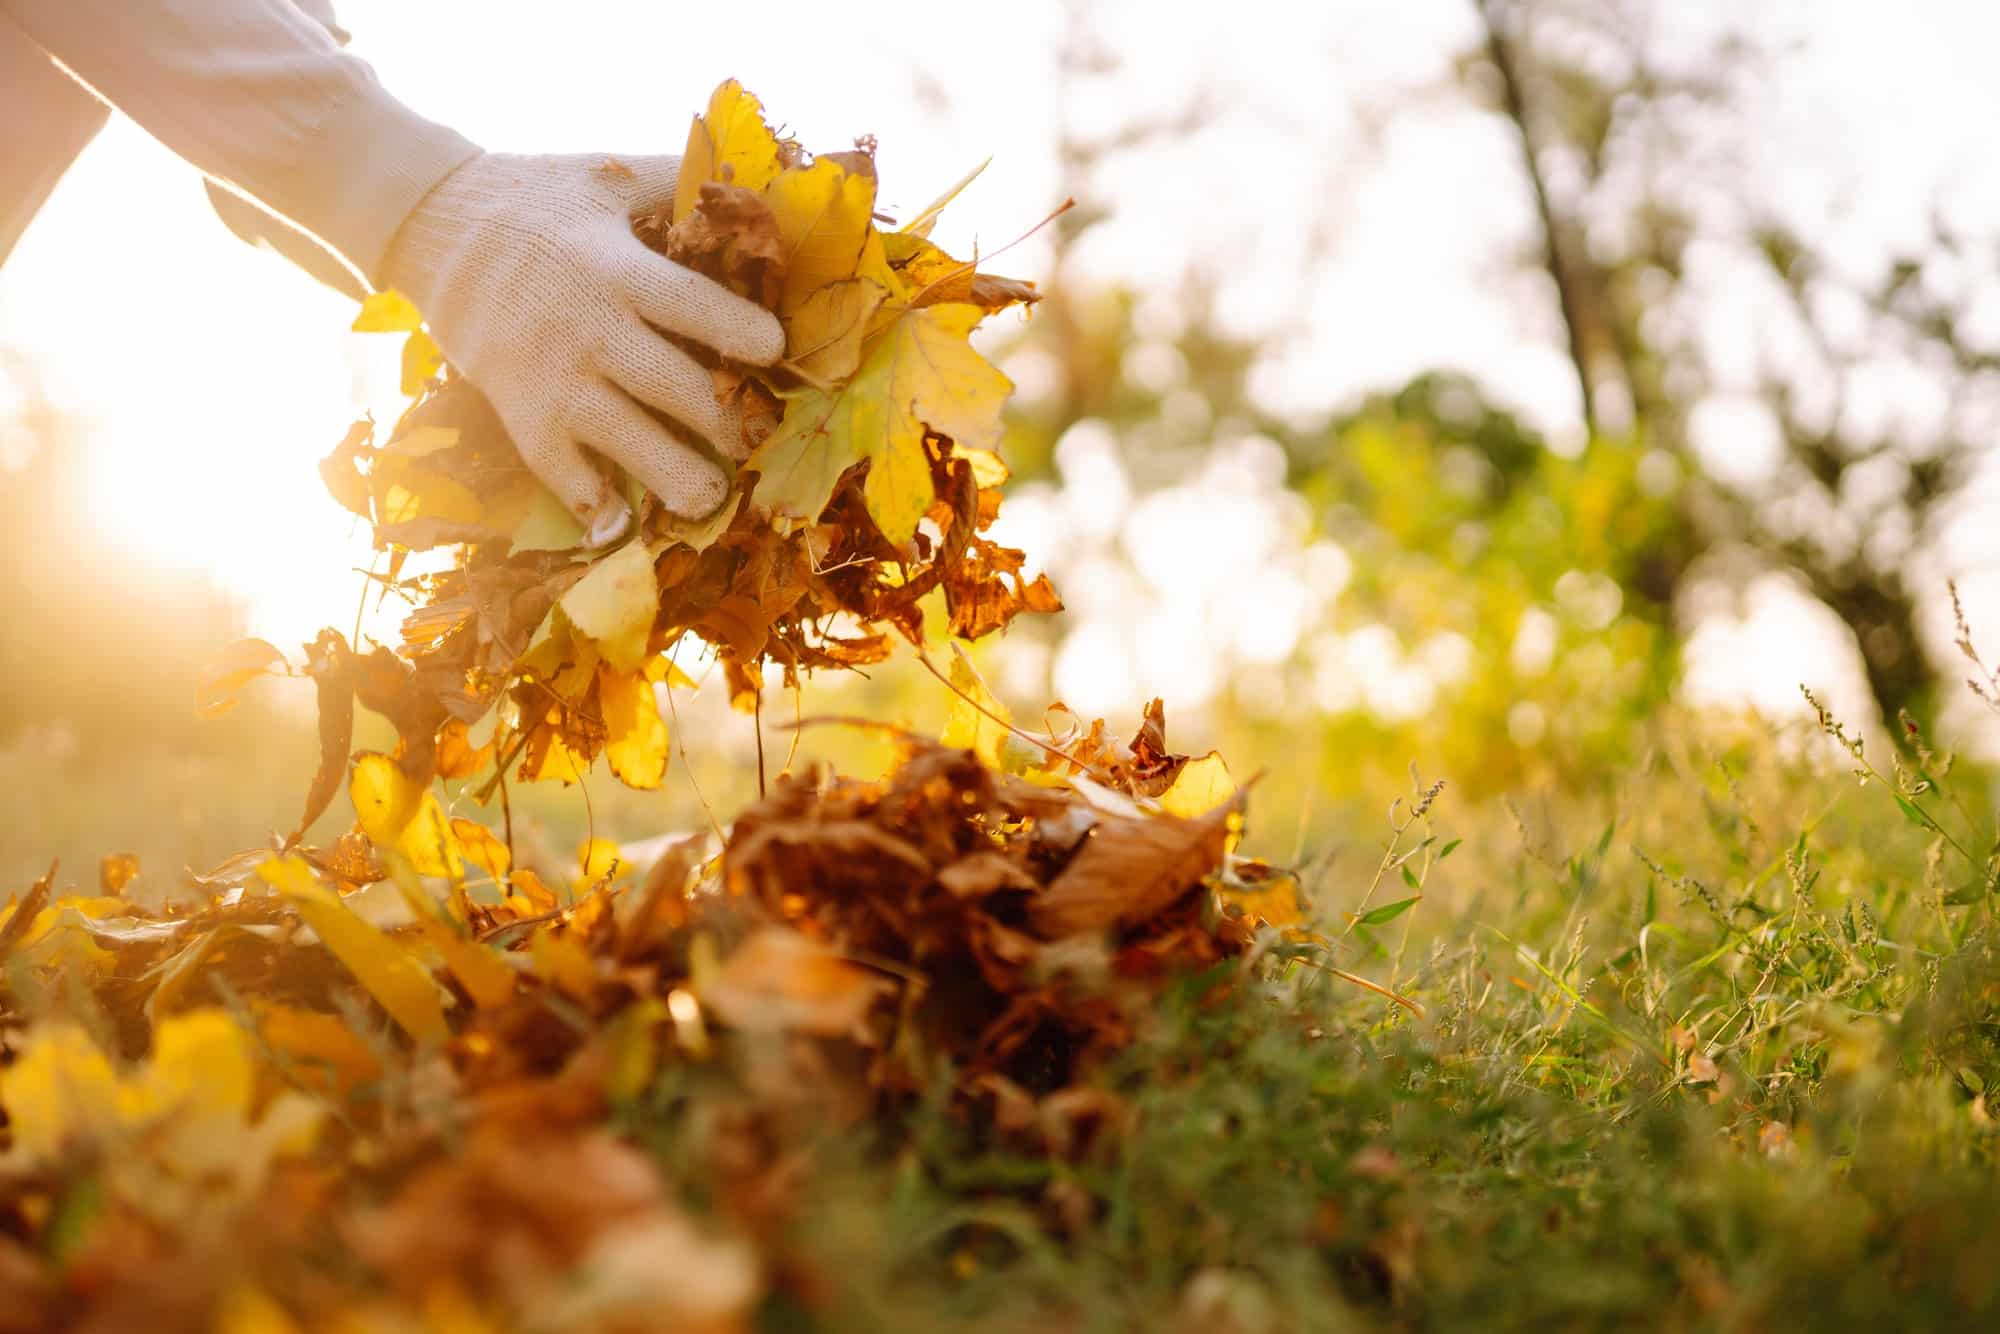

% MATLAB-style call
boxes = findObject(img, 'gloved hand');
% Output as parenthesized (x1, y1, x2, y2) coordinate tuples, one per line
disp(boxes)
(380, 152, 783, 544)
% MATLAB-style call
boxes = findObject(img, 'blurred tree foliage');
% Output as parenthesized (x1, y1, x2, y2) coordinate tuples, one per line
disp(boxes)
(1465, 0, 2000, 727)
(985, 0, 1996, 821)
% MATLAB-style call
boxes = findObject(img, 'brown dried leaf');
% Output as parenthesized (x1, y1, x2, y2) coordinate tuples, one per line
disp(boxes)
(699, 928, 890, 1036)
(1029, 798, 1241, 937)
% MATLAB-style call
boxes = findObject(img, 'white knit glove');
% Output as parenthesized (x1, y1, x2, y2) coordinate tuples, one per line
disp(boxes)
(380, 152, 783, 542)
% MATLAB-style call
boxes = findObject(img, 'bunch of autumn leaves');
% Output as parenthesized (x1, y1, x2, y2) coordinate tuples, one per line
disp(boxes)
(291, 78, 1060, 849)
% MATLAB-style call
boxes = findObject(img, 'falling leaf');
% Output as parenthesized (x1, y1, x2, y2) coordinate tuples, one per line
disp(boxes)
(561, 539, 659, 673)
(1220, 869, 1305, 928)
(213, 1287, 308, 1334)
(260, 855, 447, 1044)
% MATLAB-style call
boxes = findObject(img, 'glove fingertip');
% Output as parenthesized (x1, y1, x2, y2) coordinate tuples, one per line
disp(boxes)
(731, 310, 787, 368)
(584, 495, 636, 549)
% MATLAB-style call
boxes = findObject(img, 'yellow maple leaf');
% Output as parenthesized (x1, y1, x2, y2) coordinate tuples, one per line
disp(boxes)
(786, 277, 889, 381)
(766, 157, 878, 315)
(450, 817, 511, 883)
(0, 1023, 123, 1159)
(261, 855, 448, 1044)
(417, 920, 517, 1011)
(0, 1010, 321, 1179)
(1159, 753, 1236, 819)
(941, 645, 1009, 769)
(674, 79, 785, 223)
(600, 666, 669, 790)
(560, 539, 658, 673)
(347, 753, 464, 879)
(748, 303, 1010, 544)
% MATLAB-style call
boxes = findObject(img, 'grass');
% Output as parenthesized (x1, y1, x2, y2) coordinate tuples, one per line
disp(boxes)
(9, 665, 2000, 1329)
(597, 702, 2000, 1331)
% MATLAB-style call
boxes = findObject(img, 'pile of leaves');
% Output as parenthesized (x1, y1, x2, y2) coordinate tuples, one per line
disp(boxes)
(273, 77, 1061, 830)
(0, 694, 1291, 1329)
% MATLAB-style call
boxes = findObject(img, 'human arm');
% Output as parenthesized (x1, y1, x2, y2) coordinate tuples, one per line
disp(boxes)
(2, 0, 782, 534)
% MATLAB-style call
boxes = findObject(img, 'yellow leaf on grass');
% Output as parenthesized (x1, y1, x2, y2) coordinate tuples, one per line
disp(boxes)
(531, 927, 599, 1002)
(1, 1011, 319, 1187)
(561, 539, 658, 673)
(1159, 752, 1236, 819)
(1221, 873, 1305, 928)
(129, 1008, 254, 1132)
(766, 157, 878, 315)
(262, 855, 447, 1044)
(257, 1004, 384, 1100)
(673, 79, 785, 222)
(349, 753, 464, 878)
(749, 303, 1008, 545)
(0, 1023, 123, 1158)
(941, 645, 1009, 769)
(786, 277, 888, 382)
(351, 289, 423, 333)
(418, 920, 517, 1010)
(600, 667, 669, 790)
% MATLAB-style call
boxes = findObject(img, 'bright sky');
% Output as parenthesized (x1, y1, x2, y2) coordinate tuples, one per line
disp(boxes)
(3, 0, 1998, 731)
